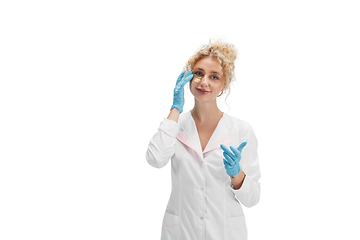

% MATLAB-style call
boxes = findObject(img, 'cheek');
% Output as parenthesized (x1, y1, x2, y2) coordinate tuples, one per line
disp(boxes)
(189, 81, 195, 92)
(218, 80, 226, 90)
(213, 81, 224, 90)
(190, 80, 197, 89)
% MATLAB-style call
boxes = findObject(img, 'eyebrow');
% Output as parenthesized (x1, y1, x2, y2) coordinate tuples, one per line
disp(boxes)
(194, 68, 221, 75)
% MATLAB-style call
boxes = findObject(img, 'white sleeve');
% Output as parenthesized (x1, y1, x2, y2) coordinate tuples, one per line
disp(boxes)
(145, 118, 180, 168)
(229, 124, 261, 208)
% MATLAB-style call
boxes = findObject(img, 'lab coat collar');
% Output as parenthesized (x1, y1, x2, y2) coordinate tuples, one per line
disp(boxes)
(176, 111, 233, 162)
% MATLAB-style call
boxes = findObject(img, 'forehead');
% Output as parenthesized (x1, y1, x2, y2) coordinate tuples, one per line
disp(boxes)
(193, 56, 222, 74)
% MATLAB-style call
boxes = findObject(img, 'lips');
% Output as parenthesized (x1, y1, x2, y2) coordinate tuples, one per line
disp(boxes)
(196, 88, 211, 94)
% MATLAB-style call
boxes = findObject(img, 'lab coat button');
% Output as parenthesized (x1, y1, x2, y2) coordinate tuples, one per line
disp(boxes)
(201, 188, 204, 191)
(200, 217, 203, 220)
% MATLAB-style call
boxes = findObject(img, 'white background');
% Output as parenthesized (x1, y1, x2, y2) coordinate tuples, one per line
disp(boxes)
(1, 0, 360, 239)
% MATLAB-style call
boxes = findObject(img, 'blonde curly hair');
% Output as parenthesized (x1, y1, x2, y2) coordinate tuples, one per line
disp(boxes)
(184, 38, 238, 95)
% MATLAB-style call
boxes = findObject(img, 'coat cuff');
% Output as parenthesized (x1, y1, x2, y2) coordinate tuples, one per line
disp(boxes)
(159, 118, 180, 138)
(229, 173, 252, 195)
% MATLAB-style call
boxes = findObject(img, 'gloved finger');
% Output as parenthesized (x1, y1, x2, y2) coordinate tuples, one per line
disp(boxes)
(223, 152, 235, 165)
(220, 144, 235, 159)
(237, 142, 247, 152)
(176, 71, 185, 85)
(223, 158, 234, 168)
(230, 146, 241, 158)
(184, 70, 193, 78)
(223, 158, 230, 167)
(178, 71, 193, 88)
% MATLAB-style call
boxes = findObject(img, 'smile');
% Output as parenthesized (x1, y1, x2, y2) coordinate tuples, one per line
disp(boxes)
(196, 88, 211, 94)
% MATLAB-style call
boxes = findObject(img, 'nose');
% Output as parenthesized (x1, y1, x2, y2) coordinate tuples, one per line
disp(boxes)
(200, 75, 210, 86)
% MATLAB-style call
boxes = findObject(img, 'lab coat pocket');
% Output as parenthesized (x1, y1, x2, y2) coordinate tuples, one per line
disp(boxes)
(225, 215, 247, 239)
(161, 211, 181, 240)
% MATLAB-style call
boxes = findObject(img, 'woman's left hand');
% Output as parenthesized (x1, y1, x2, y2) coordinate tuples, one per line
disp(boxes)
(220, 142, 247, 177)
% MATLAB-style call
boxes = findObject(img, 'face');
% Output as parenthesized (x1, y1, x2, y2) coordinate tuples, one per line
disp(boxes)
(190, 56, 225, 102)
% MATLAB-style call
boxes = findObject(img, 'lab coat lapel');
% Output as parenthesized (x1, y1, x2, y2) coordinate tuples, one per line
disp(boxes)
(176, 112, 233, 162)
(203, 113, 233, 154)
(176, 112, 203, 162)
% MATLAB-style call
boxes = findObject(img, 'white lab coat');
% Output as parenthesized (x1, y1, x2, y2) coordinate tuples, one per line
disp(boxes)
(146, 111, 261, 240)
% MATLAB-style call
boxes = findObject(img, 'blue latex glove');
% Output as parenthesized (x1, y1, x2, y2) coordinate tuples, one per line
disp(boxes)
(170, 71, 193, 114)
(220, 142, 247, 177)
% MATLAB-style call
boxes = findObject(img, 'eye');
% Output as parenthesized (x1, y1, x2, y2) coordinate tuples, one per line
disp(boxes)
(194, 71, 203, 77)
(211, 75, 219, 80)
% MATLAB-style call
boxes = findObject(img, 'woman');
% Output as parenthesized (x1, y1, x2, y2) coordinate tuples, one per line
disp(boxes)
(145, 39, 261, 240)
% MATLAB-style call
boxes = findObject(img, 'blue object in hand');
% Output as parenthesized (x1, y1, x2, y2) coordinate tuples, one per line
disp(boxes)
(171, 71, 193, 114)
(220, 142, 247, 177)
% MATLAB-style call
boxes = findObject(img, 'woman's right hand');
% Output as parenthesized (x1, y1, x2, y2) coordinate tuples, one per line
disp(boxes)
(170, 71, 193, 114)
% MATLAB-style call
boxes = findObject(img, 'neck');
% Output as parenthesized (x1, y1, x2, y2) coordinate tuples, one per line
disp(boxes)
(190, 99, 223, 123)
